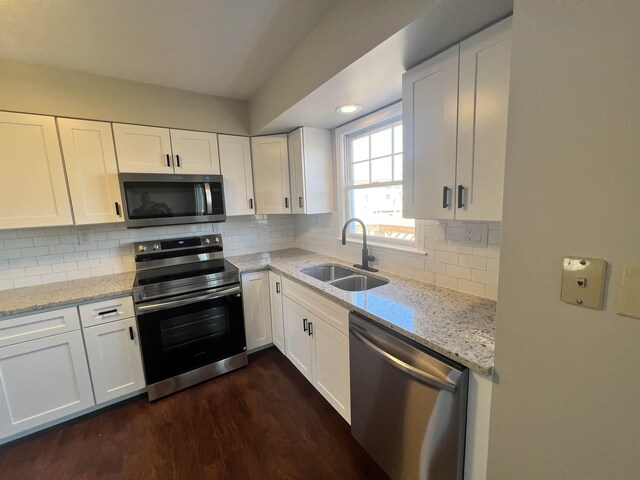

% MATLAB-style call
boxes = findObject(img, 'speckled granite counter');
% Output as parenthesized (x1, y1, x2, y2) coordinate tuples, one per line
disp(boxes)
(0, 249, 496, 375)
(227, 249, 496, 375)
(0, 272, 136, 318)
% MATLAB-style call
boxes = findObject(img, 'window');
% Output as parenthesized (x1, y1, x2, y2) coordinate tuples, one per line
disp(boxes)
(337, 103, 418, 249)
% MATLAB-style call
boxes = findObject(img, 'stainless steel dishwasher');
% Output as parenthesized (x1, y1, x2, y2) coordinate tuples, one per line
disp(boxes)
(349, 312, 468, 480)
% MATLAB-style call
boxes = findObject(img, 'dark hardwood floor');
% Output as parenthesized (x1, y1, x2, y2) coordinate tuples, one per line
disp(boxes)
(0, 347, 389, 480)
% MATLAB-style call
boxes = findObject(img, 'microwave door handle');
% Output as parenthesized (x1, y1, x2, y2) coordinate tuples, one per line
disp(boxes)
(204, 183, 213, 214)
(136, 285, 241, 314)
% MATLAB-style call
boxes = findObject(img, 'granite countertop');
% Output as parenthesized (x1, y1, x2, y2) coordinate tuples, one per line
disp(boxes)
(0, 272, 136, 318)
(227, 249, 496, 375)
(0, 248, 496, 375)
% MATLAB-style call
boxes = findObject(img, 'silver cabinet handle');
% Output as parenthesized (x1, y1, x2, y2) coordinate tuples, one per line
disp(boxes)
(350, 327, 457, 393)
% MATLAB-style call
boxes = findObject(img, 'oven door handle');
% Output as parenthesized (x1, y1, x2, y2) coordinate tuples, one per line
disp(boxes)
(136, 285, 240, 314)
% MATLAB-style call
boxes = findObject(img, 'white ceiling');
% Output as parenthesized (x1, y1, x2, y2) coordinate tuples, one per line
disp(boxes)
(0, 0, 334, 100)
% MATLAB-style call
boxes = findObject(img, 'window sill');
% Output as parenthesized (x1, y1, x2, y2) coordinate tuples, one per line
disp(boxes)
(338, 238, 429, 257)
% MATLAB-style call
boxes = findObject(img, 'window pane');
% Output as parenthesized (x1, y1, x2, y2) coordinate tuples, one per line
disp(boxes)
(393, 154, 403, 181)
(393, 125, 403, 154)
(351, 136, 369, 162)
(349, 185, 415, 242)
(351, 161, 369, 185)
(371, 156, 392, 183)
(371, 129, 392, 158)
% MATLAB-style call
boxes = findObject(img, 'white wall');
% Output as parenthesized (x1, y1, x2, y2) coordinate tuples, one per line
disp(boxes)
(0, 216, 294, 290)
(0, 58, 249, 135)
(487, 1, 640, 478)
(295, 213, 501, 299)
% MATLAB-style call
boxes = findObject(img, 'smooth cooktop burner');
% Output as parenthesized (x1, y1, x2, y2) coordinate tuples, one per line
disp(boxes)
(134, 259, 239, 287)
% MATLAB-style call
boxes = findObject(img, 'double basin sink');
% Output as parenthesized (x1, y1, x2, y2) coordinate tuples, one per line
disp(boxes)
(301, 264, 389, 292)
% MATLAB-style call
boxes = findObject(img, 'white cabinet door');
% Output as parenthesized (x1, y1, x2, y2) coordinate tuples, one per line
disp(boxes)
(241, 271, 272, 351)
(268, 271, 285, 354)
(312, 318, 350, 422)
(0, 112, 73, 229)
(251, 135, 291, 214)
(113, 123, 173, 173)
(218, 134, 255, 216)
(169, 129, 220, 175)
(83, 317, 145, 404)
(288, 127, 334, 215)
(283, 296, 313, 382)
(456, 18, 512, 221)
(0, 331, 94, 438)
(402, 45, 459, 220)
(57, 118, 124, 225)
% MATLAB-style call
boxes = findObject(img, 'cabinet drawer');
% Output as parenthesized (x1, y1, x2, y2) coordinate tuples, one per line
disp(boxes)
(0, 307, 80, 348)
(78, 296, 135, 328)
(282, 279, 349, 335)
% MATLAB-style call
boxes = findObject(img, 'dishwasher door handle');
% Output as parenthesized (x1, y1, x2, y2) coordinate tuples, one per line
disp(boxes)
(350, 327, 457, 393)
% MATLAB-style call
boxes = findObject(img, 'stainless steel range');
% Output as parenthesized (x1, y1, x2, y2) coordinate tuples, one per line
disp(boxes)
(132, 234, 246, 401)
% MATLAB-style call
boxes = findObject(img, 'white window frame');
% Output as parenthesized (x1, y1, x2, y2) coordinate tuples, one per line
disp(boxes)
(335, 102, 425, 253)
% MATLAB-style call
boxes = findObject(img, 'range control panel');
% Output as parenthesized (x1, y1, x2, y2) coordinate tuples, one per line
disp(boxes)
(134, 234, 222, 255)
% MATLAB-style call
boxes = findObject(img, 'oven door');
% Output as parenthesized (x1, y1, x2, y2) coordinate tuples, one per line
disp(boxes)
(119, 173, 225, 227)
(135, 284, 245, 386)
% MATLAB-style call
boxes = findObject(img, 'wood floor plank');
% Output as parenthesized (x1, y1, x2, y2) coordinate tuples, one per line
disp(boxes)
(0, 348, 389, 480)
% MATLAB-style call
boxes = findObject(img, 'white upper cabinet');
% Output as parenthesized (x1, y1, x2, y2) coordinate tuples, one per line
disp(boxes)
(288, 127, 334, 214)
(218, 134, 255, 216)
(58, 118, 124, 225)
(113, 124, 219, 175)
(456, 18, 512, 221)
(403, 17, 512, 221)
(169, 129, 220, 175)
(0, 112, 73, 229)
(113, 123, 173, 174)
(251, 135, 291, 214)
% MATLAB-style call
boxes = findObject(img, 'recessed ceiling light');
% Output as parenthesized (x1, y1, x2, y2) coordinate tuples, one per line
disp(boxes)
(336, 104, 362, 114)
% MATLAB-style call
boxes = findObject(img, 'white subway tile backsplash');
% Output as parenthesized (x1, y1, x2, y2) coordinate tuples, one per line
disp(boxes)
(21, 246, 50, 258)
(5, 238, 34, 249)
(485, 283, 498, 301)
(36, 254, 64, 265)
(52, 262, 78, 272)
(6, 268, 26, 279)
(9, 257, 38, 268)
(13, 277, 43, 288)
(295, 213, 501, 299)
(77, 259, 102, 270)
(41, 272, 69, 284)
(0, 230, 18, 240)
(33, 236, 61, 247)
(17, 228, 47, 238)
(66, 269, 92, 281)
(59, 234, 80, 244)
(446, 264, 472, 280)
(472, 269, 499, 285)
(63, 252, 88, 262)
(458, 279, 486, 297)
(91, 266, 114, 276)
(25, 265, 53, 276)
(48, 244, 75, 255)
(0, 249, 23, 260)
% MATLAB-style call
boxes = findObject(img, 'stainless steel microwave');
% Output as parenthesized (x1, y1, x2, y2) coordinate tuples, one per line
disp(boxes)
(119, 173, 226, 228)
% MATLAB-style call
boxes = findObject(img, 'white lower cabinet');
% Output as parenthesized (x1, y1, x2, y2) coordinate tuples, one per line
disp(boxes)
(83, 317, 146, 404)
(283, 296, 314, 382)
(0, 330, 94, 438)
(282, 280, 351, 423)
(268, 271, 285, 354)
(241, 271, 273, 351)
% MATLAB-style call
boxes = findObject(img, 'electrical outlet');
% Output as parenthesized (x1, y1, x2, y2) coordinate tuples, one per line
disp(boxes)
(78, 230, 93, 245)
(462, 223, 488, 246)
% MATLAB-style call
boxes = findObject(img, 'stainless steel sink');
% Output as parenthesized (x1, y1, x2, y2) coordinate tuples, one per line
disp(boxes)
(301, 264, 389, 292)
(327, 275, 389, 291)
(301, 265, 355, 282)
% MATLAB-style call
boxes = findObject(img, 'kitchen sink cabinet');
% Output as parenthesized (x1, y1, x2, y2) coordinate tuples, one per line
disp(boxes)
(241, 271, 273, 352)
(268, 271, 285, 354)
(80, 296, 145, 405)
(218, 134, 255, 216)
(57, 118, 124, 225)
(251, 135, 291, 214)
(113, 123, 220, 175)
(0, 112, 73, 229)
(403, 17, 512, 221)
(282, 279, 350, 422)
(0, 308, 94, 439)
(288, 127, 334, 214)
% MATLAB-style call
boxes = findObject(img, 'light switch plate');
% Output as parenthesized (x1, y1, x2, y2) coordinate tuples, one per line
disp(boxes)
(561, 257, 607, 309)
(616, 264, 640, 320)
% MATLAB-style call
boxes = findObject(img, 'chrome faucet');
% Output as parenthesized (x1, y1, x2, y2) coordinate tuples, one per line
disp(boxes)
(341, 218, 378, 272)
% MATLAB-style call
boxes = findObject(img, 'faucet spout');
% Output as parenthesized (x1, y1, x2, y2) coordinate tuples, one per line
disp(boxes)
(341, 217, 378, 272)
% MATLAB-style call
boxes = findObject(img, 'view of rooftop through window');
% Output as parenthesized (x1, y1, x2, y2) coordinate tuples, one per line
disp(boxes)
(345, 120, 415, 245)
